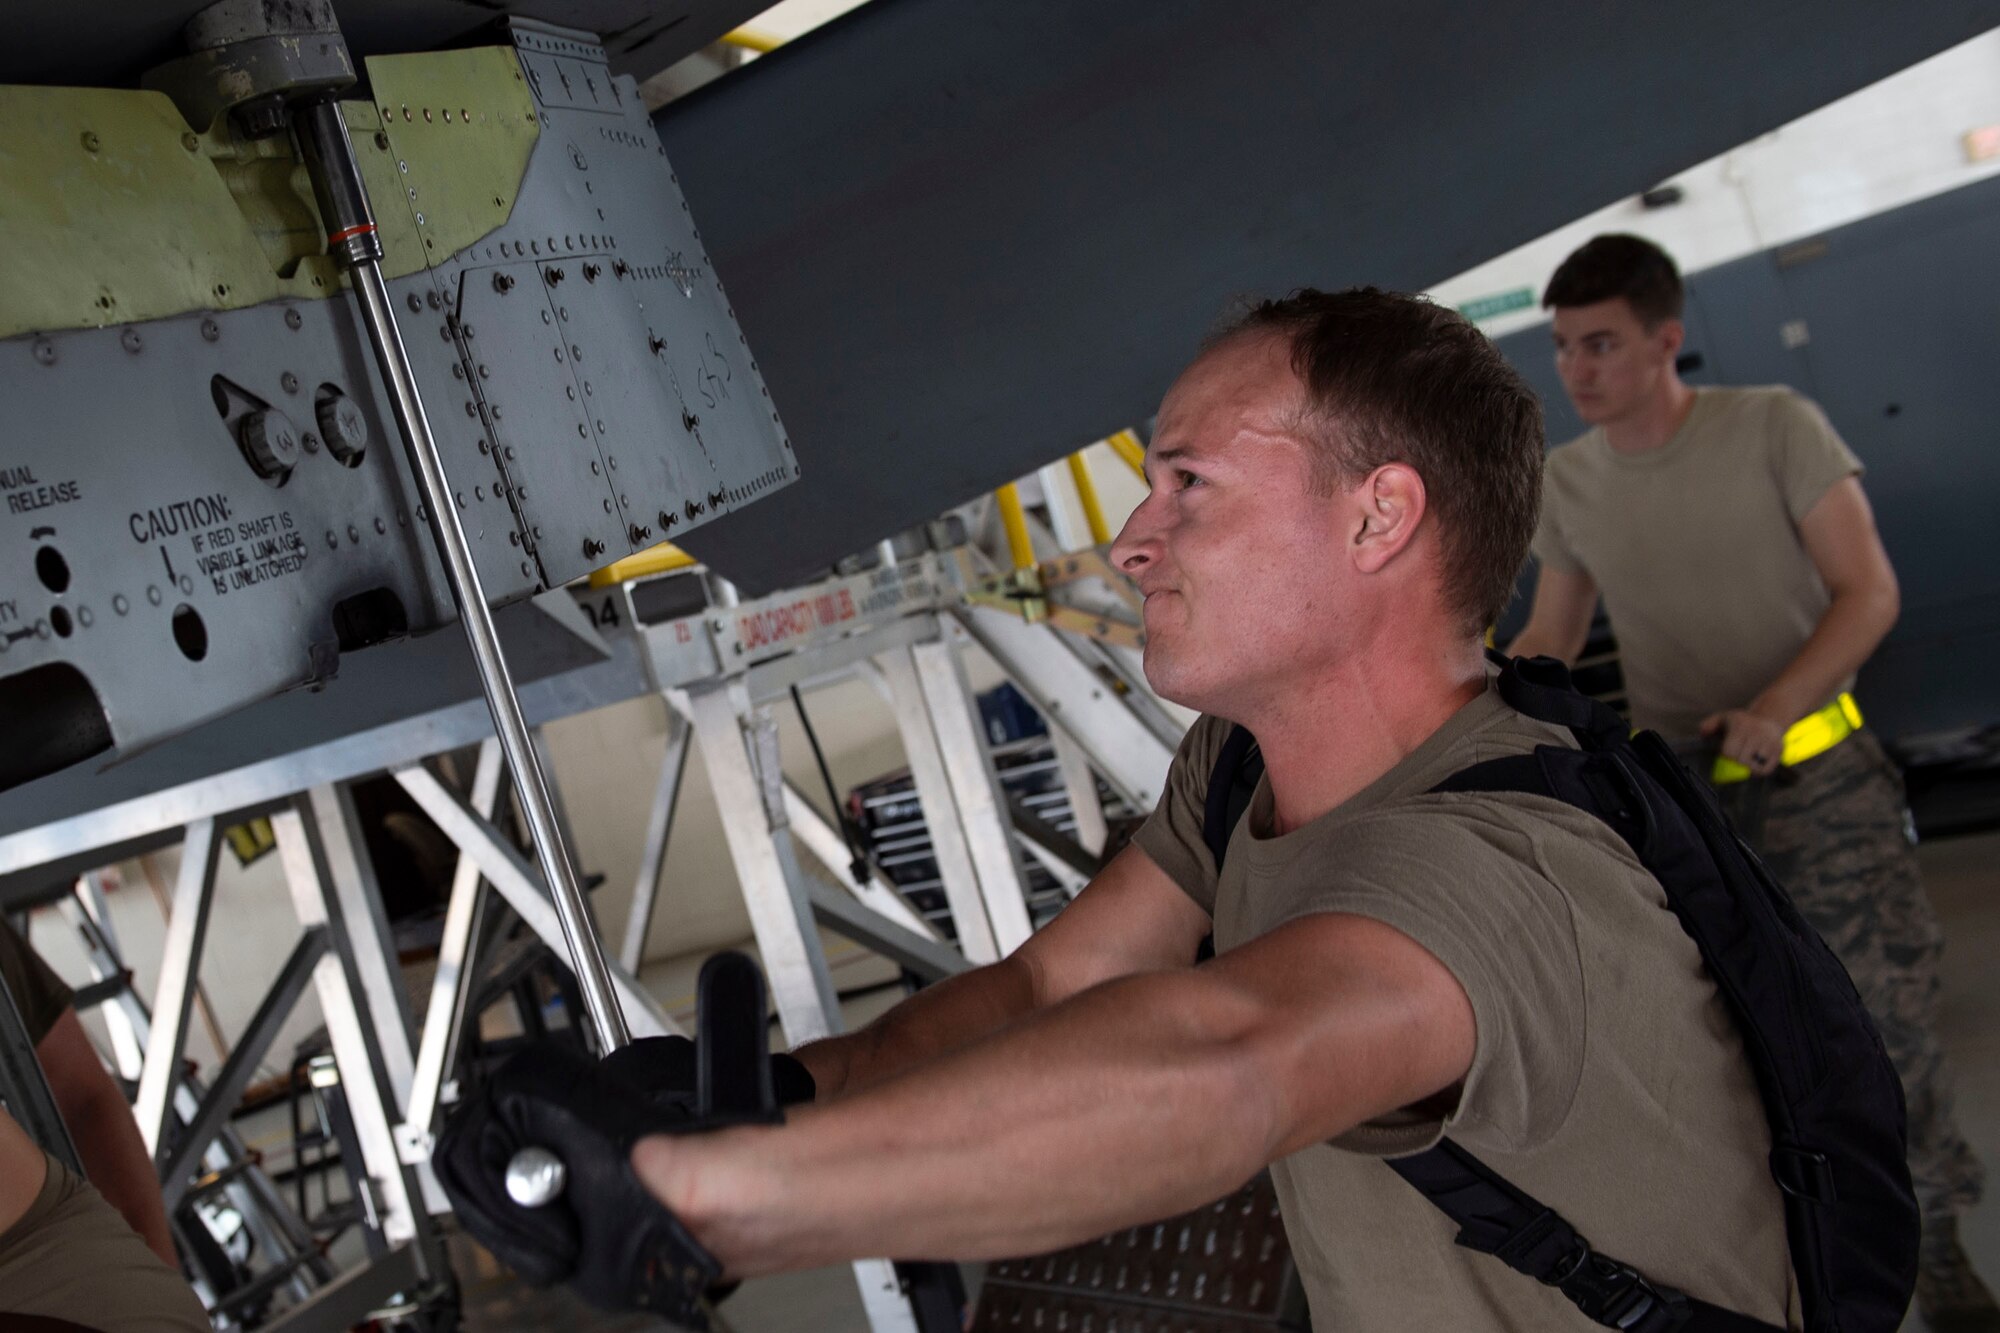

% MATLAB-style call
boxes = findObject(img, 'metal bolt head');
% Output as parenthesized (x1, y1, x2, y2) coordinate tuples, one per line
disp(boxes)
(493, 271, 515, 294)
(80, 130, 100, 153)
(284, 307, 303, 330)
(200, 317, 221, 342)
(120, 328, 142, 354)
(316, 391, 369, 464)
(32, 339, 55, 366)
(280, 371, 299, 394)
(238, 408, 301, 478)
(407, 293, 423, 313)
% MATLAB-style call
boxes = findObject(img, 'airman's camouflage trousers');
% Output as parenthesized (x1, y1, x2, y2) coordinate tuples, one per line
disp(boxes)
(1715, 727, 1983, 1221)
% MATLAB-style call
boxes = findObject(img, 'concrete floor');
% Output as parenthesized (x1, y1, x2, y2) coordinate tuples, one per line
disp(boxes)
(452, 830, 2000, 1331)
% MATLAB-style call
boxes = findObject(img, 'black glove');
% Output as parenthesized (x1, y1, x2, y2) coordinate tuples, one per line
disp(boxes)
(602, 1035, 817, 1116)
(434, 952, 788, 1325)
(434, 1041, 721, 1325)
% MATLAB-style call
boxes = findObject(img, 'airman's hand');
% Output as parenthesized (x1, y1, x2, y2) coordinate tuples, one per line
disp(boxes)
(1698, 707, 1787, 777)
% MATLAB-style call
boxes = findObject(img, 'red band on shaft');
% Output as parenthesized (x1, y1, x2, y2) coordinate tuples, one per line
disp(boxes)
(327, 222, 378, 244)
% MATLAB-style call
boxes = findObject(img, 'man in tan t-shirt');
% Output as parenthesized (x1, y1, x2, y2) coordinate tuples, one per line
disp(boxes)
(1, 920, 207, 1331)
(552, 289, 1801, 1329)
(1510, 233, 1990, 1328)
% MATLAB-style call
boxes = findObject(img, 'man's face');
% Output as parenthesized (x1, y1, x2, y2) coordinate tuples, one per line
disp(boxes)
(1108, 335, 1354, 717)
(1549, 298, 1680, 425)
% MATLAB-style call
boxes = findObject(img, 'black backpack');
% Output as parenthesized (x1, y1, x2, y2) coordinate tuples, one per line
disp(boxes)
(1199, 656, 1917, 1333)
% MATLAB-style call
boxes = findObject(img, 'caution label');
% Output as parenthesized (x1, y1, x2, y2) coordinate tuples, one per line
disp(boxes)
(190, 511, 309, 595)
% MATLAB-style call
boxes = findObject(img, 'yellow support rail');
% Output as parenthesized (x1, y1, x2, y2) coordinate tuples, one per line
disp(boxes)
(587, 541, 698, 588)
(1066, 451, 1112, 545)
(720, 27, 784, 53)
(994, 483, 1036, 571)
(1105, 428, 1146, 480)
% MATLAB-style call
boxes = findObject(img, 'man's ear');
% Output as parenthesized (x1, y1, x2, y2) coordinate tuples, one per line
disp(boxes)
(1349, 463, 1427, 574)
(1659, 316, 1686, 360)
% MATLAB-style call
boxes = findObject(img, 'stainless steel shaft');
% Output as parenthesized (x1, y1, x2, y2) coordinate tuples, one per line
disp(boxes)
(297, 100, 631, 1054)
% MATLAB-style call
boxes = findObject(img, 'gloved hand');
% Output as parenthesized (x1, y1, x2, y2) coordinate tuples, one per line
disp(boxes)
(602, 1035, 817, 1116)
(435, 952, 791, 1324)
(433, 1041, 721, 1325)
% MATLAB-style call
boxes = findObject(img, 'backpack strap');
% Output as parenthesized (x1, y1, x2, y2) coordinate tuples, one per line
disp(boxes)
(1389, 1142, 1776, 1333)
(1495, 655, 1629, 752)
(1201, 723, 1261, 873)
(1405, 741, 1784, 1333)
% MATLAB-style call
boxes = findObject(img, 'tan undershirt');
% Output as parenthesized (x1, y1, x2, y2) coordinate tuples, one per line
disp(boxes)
(0, 1141, 209, 1330)
(1532, 385, 1862, 741)
(1134, 679, 1798, 1330)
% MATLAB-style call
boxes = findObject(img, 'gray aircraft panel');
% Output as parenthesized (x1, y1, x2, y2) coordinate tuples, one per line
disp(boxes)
(658, 0, 2000, 595)
(0, 23, 793, 787)
(3, 1, 770, 87)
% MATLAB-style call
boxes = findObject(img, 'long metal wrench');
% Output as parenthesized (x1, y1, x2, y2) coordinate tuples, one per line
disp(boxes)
(295, 98, 630, 1054)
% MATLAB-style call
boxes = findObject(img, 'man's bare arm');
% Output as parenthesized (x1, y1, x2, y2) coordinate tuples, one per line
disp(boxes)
(1504, 565, 1598, 664)
(39, 1009, 179, 1266)
(794, 844, 1211, 1098)
(635, 911, 1474, 1276)
(1700, 477, 1900, 773)
(0, 1107, 50, 1238)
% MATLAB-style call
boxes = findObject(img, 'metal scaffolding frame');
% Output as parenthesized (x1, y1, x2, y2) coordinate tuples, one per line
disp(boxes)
(0, 540, 1181, 1330)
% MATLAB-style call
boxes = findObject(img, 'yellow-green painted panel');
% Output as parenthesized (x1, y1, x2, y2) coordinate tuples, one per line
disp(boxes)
(0, 45, 538, 341)
(360, 46, 540, 274)
(0, 85, 339, 336)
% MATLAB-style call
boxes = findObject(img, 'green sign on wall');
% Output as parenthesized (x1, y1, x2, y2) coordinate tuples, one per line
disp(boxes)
(1456, 287, 1536, 322)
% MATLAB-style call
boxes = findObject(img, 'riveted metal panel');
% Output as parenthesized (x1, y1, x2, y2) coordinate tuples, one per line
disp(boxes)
(0, 29, 794, 786)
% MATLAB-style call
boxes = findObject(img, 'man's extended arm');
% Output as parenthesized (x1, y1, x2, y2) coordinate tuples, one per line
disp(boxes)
(1700, 477, 1900, 774)
(1505, 564, 1599, 664)
(39, 1008, 179, 1266)
(633, 909, 1474, 1278)
(792, 844, 1211, 1099)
